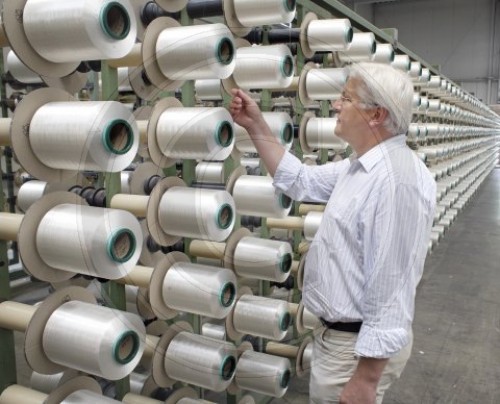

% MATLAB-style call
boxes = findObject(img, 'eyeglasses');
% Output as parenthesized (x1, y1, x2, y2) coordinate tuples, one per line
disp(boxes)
(339, 93, 354, 104)
(337, 93, 379, 109)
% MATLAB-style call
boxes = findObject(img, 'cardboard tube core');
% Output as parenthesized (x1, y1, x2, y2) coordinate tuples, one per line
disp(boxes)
(0, 384, 48, 404)
(267, 217, 305, 230)
(189, 240, 226, 260)
(0, 213, 24, 241)
(0, 118, 12, 146)
(0, 301, 37, 332)
(116, 265, 153, 288)
(266, 341, 299, 358)
(110, 194, 149, 217)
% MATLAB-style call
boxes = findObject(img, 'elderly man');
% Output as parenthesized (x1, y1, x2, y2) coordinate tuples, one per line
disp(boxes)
(229, 62, 436, 403)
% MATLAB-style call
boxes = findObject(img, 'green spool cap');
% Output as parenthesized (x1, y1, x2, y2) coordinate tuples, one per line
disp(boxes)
(216, 37, 235, 66)
(284, 0, 296, 12)
(216, 203, 233, 230)
(219, 282, 236, 308)
(220, 355, 237, 381)
(281, 123, 293, 144)
(279, 193, 292, 209)
(100, 1, 131, 40)
(346, 28, 354, 44)
(102, 119, 134, 155)
(279, 253, 292, 273)
(112, 330, 140, 364)
(215, 120, 233, 147)
(107, 228, 136, 263)
(280, 55, 294, 78)
(280, 369, 291, 388)
(279, 312, 291, 331)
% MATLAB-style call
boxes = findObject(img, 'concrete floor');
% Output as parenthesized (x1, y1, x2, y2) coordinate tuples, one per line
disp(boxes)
(11, 168, 500, 403)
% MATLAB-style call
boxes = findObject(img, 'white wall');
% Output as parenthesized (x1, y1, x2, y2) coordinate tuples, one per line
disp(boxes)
(371, 0, 499, 104)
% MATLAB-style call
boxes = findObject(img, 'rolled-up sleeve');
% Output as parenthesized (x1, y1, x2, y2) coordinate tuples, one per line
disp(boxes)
(273, 152, 349, 203)
(355, 180, 434, 358)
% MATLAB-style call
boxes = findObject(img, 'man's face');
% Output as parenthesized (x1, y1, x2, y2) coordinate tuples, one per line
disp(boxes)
(332, 78, 376, 145)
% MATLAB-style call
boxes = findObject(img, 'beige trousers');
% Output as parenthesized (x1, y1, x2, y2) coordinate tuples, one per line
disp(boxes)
(309, 328, 413, 404)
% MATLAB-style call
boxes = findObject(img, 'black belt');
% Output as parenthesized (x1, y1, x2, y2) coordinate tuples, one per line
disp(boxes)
(320, 318, 362, 333)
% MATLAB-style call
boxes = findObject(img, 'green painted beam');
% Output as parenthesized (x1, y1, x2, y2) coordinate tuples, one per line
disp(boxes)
(0, 49, 17, 392)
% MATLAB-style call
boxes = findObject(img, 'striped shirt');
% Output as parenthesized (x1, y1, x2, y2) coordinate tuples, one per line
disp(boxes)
(273, 135, 436, 358)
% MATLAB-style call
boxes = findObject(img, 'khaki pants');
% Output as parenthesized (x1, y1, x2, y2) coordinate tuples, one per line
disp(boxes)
(309, 329, 413, 403)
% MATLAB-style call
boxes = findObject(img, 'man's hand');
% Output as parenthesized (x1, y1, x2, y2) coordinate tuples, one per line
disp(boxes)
(227, 88, 285, 176)
(228, 88, 265, 131)
(339, 357, 388, 404)
(339, 374, 377, 404)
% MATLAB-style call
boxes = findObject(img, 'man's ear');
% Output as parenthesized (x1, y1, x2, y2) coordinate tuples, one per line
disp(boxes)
(369, 107, 389, 127)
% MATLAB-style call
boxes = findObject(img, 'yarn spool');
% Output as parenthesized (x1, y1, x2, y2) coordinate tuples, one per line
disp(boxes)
(42, 300, 145, 380)
(202, 322, 227, 340)
(23, 0, 137, 63)
(16, 180, 48, 213)
(164, 331, 237, 392)
(337, 32, 376, 64)
(391, 54, 411, 72)
(158, 187, 235, 241)
(28, 101, 138, 173)
(370, 43, 394, 63)
(195, 162, 225, 184)
(231, 294, 291, 340)
(36, 204, 142, 280)
(231, 44, 295, 90)
(233, 0, 296, 27)
(0, 286, 146, 378)
(299, 112, 348, 153)
(410, 61, 423, 79)
(156, 107, 234, 161)
(155, 23, 235, 80)
(298, 64, 346, 106)
(235, 350, 291, 397)
(232, 175, 292, 218)
(195, 79, 224, 102)
(234, 112, 293, 154)
(304, 18, 352, 52)
(303, 211, 323, 241)
(6, 50, 42, 84)
(233, 236, 292, 282)
(162, 261, 237, 319)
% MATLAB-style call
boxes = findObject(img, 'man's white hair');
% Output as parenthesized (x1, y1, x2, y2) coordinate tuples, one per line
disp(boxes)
(348, 62, 414, 135)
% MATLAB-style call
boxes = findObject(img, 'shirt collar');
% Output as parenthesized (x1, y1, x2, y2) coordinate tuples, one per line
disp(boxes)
(351, 134, 407, 172)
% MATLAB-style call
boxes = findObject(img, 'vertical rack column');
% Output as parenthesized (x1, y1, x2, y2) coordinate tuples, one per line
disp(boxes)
(101, 61, 130, 399)
(0, 49, 17, 394)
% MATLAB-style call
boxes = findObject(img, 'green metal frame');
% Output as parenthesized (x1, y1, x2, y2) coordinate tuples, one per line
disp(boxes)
(100, 61, 130, 399)
(0, 50, 17, 394)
